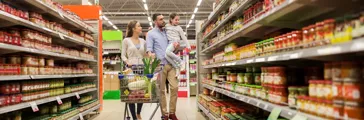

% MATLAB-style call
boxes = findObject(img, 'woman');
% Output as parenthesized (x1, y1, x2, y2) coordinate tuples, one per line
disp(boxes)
(121, 20, 146, 120)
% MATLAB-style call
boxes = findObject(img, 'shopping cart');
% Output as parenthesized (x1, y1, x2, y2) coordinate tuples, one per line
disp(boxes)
(118, 58, 163, 120)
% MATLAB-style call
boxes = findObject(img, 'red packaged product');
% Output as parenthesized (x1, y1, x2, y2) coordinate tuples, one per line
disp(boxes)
(0, 2, 4, 11)
(0, 95, 9, 106)
(4, 4, 10, 13)
(9, 94, 22, 104)
(0, 31, 5, 43)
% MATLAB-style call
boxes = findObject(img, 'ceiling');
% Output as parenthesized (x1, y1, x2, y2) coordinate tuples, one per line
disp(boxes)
(55, 0, 215, 39)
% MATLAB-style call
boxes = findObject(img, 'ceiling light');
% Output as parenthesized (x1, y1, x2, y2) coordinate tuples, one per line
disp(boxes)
(193, 7, 198, 13)
(197, 0, 202, 6)
(149, 22, 153, 26)
(87, 1, 92, 5)
(143, 0, 146, 2)
(144, 4, 148, 10)
(148, 17, 152, 21)
(108, 21, 113, 25)
(191, 14, 195, 20)
(113, 26, 117, 29)
(187, 24, 190, 28)
(102, 16, 109, 21)
(188, 20, 192, 24)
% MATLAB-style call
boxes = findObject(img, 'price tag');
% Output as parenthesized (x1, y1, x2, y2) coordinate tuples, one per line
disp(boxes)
(75, 92, 80, 99)
(256, 102, 260, 106)
(268, 56, 278, 61)
(58, 33, 65, 40)
(247, 99, 251, 103)
(56, 96, 63, 104)
(58, 10, 64, 19)
(268, 107, 282, 120)
(264, 104, 269, 109)
(79, 113, 84, 120)
(255, 58, 265, 62)
(317, 46, 341, 55)
(290, 53, 299, 59)
(110, 61, 117, 64)
(211, 88, 215, 95)
(230, 93, 235, 97)
(29, 102, 39, 112)
(247, 59, 254, 63)
(30, 75, 34, 79)
(291, 114, 307, 120)
(104, 52, 109, 55)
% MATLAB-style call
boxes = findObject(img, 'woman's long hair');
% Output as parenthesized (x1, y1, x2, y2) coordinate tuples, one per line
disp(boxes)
(126, 20, 138, 37)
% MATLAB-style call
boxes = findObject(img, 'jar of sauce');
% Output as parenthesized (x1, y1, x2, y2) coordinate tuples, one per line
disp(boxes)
(344, 101, 364, 120)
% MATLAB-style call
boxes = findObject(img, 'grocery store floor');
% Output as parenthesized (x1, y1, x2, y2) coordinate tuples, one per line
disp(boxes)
(94, 96, 205, 120)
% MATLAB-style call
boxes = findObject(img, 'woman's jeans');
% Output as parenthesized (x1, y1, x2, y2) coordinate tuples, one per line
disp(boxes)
(129, 103, 143, 119)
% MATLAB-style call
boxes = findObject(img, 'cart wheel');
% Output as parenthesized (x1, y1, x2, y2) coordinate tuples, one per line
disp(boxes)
(126, 117, 131, 120)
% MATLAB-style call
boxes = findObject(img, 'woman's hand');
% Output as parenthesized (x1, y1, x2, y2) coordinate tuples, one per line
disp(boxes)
(125, 62, 133, 67)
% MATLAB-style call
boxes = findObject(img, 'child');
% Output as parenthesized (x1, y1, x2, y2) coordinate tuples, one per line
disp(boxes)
(165, 13, 190, 76)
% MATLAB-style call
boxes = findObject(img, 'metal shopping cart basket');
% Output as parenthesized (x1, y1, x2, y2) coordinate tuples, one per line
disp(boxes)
(118, 58, 163, 120)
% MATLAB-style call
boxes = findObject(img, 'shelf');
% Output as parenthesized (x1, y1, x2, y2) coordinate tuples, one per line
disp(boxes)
(0, 10, 96, 48)
(0, 88, 97, 114)
(201, 0, 298, 53)
(68, 104, 101, 120)
(200, 0, 360, 54)
(202, 84, 324, 120)
(200, 0, 232, 33)
(197, 103, 220, 120)
(0, 43, 96, 62)
(103, 61, 121, 65)
(103, 50, 121, 54)
(0, 74, 97, 81)
(202, 0, 250, 42)
(203, 37, 364, 68)
(21, 0, 96, 34)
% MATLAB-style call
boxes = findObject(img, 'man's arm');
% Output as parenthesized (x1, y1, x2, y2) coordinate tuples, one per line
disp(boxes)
(146, 31, 154, 56)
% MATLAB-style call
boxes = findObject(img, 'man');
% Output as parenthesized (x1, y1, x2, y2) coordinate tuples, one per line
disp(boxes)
(146, 13, 179, 120)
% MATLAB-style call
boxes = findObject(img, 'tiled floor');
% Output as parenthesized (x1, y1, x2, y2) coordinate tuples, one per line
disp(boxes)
(94, 97, 206, 120)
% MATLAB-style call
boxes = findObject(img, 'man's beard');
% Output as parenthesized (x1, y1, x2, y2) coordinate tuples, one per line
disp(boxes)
(158, 22, 166, 28)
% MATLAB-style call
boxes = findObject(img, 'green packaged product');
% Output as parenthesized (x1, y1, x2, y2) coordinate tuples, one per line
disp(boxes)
(244, 73, 253, 84)
(224, 113, 238, 120)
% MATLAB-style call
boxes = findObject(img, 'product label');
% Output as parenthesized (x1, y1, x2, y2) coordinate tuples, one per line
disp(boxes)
(288, 97, 296, 106)
(326, 107, 334, 119)
(58, 33, 64, 40)
(29, 102, 39, 112)
(317, 105, 325, 116)
(344, 84, 361, 99)
(309, 86, 316, 97)
(79, 113, 84, 120)
(75, 93, 80, 99)
(56, 96, 62, 104)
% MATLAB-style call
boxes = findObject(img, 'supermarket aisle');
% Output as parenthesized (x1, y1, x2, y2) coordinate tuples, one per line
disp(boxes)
(94, 97, 205, 120)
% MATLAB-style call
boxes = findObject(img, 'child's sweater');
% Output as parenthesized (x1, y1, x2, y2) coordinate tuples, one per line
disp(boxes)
(165, 24, 190, 50)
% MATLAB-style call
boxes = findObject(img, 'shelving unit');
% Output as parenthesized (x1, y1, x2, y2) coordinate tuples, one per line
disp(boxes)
(21, 0, 97, 33)
(0, 74, 96, 81)
(0, 1, 100, 119)
(203, 84, 324, 120)
(0, 88, 97, 114)
(197, 103, 221, 120)
(197, 0, 364, 119)
(189, 41, 197, 96)
(68, 104, 101, 120)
